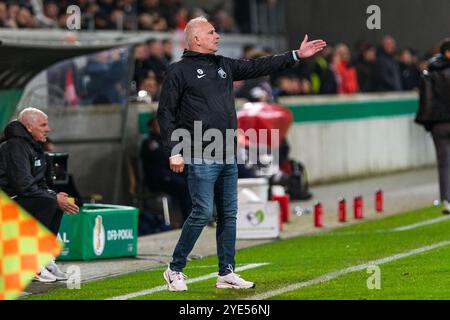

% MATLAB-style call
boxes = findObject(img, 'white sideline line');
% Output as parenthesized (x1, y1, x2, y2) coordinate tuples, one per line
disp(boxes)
(392, 215, 450, 232)
(247, 240, 450, 300)
(315, 215, 450, 237)
(107, 262, 269, 300)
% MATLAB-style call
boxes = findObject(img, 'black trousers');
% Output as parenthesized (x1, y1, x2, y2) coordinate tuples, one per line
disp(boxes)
(15, 196, 63, 235)
(431, 123, 450, 202)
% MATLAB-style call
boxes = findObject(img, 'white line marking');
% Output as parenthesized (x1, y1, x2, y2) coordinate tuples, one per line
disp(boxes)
(247, 240, 450, 300)
(314, 215, 450, 237)
(107, 262, 269, 300)
(392, 215, 450, 232)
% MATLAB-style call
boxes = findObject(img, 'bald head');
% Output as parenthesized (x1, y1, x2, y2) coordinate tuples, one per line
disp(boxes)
(184, 16, 220, 54)
(18, 107, 46, 126)
(18, 107, 50, 142)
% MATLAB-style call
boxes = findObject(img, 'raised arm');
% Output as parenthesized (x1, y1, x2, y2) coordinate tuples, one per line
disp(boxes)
(230, 35, 326, 81)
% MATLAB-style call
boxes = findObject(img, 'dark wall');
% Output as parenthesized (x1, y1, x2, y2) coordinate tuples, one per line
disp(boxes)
(285, 0, 450, 56)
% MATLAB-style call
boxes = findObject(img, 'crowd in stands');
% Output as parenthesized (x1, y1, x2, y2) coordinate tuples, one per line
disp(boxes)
(130, 34, 439, 106)
(0, 1, 439, 104)
(0, 0, 238, 32)
(233, 35, 438, 103)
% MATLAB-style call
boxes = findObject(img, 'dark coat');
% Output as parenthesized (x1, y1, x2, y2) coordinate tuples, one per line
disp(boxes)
(157, 49, 297, 159)
(415, 54, 450, 131)
(0, 121, 56, 200)
(375, 50, 403, 91)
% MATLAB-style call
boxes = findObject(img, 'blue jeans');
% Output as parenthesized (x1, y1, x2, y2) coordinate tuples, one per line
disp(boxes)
(170, 160, 238, 276)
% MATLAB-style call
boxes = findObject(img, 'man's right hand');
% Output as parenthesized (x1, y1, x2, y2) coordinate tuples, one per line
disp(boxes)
(170, 154, 185, 173)
(57, 192, 79, 214)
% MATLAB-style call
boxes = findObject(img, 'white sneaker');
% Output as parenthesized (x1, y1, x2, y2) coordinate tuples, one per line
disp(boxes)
(163, 267, 188, 291)
(443, 200, 450, 214)
(46, 260, 68, 281)
(33, 268, 57, 283)
(216, 272, 255, 289)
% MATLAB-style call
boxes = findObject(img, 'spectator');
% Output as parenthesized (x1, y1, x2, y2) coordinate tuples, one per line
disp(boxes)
(152, 12, 168, 31)
(332, 43, 359, 94)
(274, 75, 303, 97)
(162, 38, 174, 63)
(0, 2, 9, 27)
(7, 2, 20, 28)
(0, 108, 79, 283)
(43, 1, 59, 27)
(398, 48, 421, 90)
(139, 76, 160, 101)
(110, 8, 125, 30)
(133, 43, 151, 88)
(145, 39, 168, 82)
(310, 46, 337, 94)
(212, 9, 237, 33)
(354, 43, 377, 92)
(140, 115, 191, 223)
(16, 6, 36, 28)
(174, 6, 188, 31)
(84, 49, 128, 105)
(375, 35, 403, 91)
(241, 43, 255, 59)
(138, 13, 154, 30)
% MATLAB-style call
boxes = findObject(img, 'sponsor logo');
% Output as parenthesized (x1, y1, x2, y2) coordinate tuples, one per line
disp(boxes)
(197, 68, 205, 78)
(246, 209, 265, 225)
(218, 67, 227, 78)
(93, 215, 105, 256)
(107, 229, 134, 241)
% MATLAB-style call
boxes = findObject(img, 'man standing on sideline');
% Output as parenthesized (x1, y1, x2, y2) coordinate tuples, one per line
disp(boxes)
(415, 39, 450, 214)
(0, 107, 79, 283)
(157, 16, 326, 291)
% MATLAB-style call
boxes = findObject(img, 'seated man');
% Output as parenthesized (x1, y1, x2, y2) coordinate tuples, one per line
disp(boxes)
(0, 107, 79, 283)
(140, 115, 191, 223)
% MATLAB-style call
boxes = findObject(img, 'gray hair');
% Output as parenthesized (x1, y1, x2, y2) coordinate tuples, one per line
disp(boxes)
(18, 107, 47, 126)
(184, 16, 209, 48)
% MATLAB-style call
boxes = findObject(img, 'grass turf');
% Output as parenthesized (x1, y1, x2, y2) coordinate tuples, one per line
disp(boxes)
(25, 206, 450, 300)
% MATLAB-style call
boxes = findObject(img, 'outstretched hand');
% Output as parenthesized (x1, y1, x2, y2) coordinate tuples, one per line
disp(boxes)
(296, 34, 327, 58)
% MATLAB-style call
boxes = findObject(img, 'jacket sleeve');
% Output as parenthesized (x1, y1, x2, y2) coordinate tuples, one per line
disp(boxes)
(157, 67, 183, 157)
(6, 141, 55, 199)
(227, 51, 297, 81)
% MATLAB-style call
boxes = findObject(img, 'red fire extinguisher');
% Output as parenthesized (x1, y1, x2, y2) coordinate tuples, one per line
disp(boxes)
(314, 202, 323, 227)
(354, 196, 363, 219)
(375, 189, 383, 213)
(338, 198, 346, 222)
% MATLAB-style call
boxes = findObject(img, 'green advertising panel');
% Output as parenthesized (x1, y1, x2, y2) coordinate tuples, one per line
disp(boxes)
(56, 204, 139, 261)
(0, 89, 23, 130)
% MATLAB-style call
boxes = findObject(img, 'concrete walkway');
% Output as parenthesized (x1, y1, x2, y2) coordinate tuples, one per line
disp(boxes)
(25, 167, 439, 295)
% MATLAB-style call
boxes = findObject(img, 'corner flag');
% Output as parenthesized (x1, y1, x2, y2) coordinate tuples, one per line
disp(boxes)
(0, 191, 62, 300)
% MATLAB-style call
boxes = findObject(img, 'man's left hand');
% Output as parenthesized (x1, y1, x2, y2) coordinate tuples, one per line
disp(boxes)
(296, 34, 327, 58)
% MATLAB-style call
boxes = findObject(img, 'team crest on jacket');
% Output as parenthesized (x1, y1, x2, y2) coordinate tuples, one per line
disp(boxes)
(218, 67, 227, 78)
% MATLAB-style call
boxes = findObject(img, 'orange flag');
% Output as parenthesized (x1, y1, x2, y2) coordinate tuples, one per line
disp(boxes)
(0, 191, 62, 300)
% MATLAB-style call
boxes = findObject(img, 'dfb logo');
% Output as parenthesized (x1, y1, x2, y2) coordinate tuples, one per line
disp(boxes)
(66, 5, 81, 30)
(366, 5, 381, 30)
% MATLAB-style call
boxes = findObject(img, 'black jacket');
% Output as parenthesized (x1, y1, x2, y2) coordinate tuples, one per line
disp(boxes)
(415, 54, 450, 131)
(0, 121, 56, 200)
(157, 50, 297, 159)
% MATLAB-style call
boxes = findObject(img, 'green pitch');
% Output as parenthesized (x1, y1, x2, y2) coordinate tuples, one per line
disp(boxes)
(25, 206, 450, 300)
